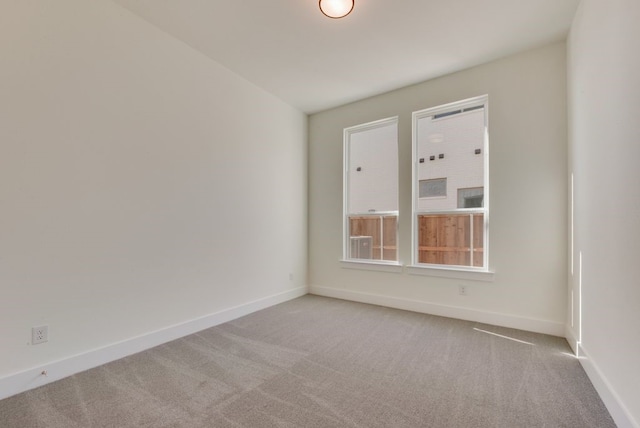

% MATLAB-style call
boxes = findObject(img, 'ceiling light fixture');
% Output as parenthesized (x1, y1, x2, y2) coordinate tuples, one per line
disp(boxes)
(319, 0, 354, 19)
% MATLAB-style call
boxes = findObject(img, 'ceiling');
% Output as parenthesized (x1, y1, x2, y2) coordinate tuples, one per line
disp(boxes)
(112, 0, 580, 113)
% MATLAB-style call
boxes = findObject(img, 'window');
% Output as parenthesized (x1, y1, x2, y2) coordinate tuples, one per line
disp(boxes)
(419, 178, 447, 198)
(344, 117, 398, 263)
(458, 187, 484, 208)
(412, 96, 488, 269)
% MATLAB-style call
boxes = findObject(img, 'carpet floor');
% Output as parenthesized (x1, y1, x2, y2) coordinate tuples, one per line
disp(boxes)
(0, 295, 616, 427)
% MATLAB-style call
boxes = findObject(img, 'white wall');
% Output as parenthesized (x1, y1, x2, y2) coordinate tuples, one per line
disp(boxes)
(0, 0, 307, 394)
(567, 0, 640, 426)
(309, 43, 568, 335)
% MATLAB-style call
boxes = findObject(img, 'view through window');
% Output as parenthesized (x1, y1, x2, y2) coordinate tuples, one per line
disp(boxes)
(413, 96, 488, 269)
(344, 117, 399, 262)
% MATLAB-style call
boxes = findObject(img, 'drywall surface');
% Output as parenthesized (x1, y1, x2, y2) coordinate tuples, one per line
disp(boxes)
(0, 0, 307, 378)
(567, 0, 640, 425)
(309, 43, 568, 335)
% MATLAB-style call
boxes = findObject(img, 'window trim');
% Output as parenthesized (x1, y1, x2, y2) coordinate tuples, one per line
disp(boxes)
(343, 116, 399, 264)
(411, 95, 490, 271)
(405, 264, 495, 281)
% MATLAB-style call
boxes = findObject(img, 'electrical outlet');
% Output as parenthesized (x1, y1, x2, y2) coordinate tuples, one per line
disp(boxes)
(32, 325, 48, 345)
(458, 285, 468, 296)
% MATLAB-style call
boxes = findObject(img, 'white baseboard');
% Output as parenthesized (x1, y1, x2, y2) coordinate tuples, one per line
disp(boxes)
(576, 343, 639, 428)
(310, 285, 565, 336)
(565, 326, 637, 427)
(0, 286, 307, 401)
(564, 324, 581, 356)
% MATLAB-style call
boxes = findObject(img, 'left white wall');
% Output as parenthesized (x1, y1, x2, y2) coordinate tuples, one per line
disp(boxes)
(0, 0, 307, 397)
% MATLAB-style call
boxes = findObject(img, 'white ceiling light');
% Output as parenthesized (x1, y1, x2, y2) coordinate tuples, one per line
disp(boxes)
(319, 0, 354, 19)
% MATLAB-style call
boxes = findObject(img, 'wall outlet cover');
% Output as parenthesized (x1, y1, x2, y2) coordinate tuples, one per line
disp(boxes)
(32, 325, 48, 344)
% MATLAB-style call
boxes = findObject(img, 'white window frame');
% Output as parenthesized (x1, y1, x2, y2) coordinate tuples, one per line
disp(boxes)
(411, 95, 489, 272)
(343, 116, 400, 266)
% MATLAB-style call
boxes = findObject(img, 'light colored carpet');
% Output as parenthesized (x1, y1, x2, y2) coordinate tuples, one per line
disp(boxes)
(0, 295, 616, 427)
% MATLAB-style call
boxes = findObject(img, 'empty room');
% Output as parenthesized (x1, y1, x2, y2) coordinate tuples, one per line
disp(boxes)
(1, 0, 638, 427)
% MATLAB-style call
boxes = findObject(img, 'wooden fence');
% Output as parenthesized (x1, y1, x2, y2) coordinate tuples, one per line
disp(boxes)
(417, 213, 484, 267)
(349, 213, 483, 267)
(349, 215, 397, 261)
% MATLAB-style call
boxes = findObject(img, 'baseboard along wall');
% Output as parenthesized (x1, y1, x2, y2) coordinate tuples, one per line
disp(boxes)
(576, 343, 638, 428)
(0, 286, 307, 401)
(310, 285, 565, 336)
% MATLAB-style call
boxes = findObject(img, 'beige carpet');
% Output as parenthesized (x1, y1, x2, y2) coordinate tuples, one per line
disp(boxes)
(0, 295, 616, 427)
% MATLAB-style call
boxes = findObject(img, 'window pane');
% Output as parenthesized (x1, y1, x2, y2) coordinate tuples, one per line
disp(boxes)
(345, 117, 399, 262)
(349, 215, 397, 261)
(417, 213, 484, 268)
(413, 96, 488, 269)
(419, 178, 447, 198)
(457, 187, 484, 208)
(348, 123, 398, 214)
(416, 108, 484, 211)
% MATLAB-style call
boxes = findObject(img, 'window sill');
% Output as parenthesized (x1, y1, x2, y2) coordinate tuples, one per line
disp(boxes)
(338, 260, 494, 280)
(406, 265, 495, 282)
(340, 260, 404, 273)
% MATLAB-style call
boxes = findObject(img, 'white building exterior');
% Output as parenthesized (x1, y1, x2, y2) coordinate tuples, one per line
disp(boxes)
(416, 108, 485, 211)
(346, 120, 399, 215)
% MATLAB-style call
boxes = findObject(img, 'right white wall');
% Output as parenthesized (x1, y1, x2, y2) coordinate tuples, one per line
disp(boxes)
(567, 0, 640, 426)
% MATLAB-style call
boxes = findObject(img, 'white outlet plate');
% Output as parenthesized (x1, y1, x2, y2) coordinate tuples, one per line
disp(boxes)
(458, 285, 468, 296)
(32, 325, 48, 344)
